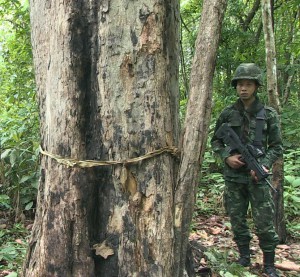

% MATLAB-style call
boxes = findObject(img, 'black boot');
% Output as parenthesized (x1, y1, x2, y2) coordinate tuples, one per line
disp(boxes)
(263, 251, 279, 277)
(237, 245, 251, 267)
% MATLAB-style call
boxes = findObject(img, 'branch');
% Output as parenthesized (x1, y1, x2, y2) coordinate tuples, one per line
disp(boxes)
(242, 0, 260, 31)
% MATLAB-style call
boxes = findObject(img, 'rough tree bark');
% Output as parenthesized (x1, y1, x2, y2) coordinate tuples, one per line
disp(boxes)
(23, 0, 180, 276)
(282, 11, 298, 105)
(261, 0, 286, 242)
(23, 0, 227, 276)
(173, 0, 227, 276)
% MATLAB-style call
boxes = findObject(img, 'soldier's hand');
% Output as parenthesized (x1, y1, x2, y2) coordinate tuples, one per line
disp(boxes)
(225, 154, 245, 169)
(250, 166, 269, 183)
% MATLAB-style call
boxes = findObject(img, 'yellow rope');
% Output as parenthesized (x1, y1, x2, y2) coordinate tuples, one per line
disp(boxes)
(39, 146, 179, 168)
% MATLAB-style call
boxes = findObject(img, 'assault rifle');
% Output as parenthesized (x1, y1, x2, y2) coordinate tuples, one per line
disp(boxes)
(215, 123, 277, 193)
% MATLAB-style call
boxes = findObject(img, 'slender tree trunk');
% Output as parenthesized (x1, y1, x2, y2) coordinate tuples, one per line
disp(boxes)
(282, 12, 297, 104)
(261, 0, 281, 110)
(173, 0, 227, 275)
(23, 0, 180, 276)
(261, 0, 286, 242)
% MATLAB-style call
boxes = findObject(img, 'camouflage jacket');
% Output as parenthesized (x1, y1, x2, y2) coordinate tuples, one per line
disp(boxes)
(211, 97, 283, 183)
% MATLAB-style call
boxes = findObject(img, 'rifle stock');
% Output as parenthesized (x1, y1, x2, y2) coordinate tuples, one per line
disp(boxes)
(215, 123, 277, 192)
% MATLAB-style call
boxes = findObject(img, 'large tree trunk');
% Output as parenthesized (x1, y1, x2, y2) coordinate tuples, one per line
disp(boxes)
(173, 0, 227, 276)
(23, 0, 180, 276)
(261, 0, 286, 242)
(24, 0, 227, 275)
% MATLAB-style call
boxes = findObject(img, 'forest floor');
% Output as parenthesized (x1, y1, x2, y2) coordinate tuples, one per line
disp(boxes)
(1, 213, 299, 277)
(190, 214, 300, 277)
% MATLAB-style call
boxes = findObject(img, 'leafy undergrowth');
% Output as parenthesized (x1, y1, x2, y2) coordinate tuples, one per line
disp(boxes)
(190, 214, 300, 277)
(0, 212, 32, 277)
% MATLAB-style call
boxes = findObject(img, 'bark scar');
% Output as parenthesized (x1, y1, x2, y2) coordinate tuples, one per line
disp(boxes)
(139, 13, 161, 54)
(120, 55, 134, 78)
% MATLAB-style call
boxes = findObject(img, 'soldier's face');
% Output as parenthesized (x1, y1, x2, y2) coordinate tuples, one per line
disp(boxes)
(236, 79, 257, 101)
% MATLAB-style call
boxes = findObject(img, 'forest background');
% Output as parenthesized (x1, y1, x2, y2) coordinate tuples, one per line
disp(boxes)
(0, 0, 299, 276)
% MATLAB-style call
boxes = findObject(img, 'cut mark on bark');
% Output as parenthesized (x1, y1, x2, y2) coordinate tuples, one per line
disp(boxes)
(120, 166, 137, 195)
(131, 192, 142, 206)
(120, 54, 134, 78)
(174, 204, 183, 228)
(140, 13, 161, 54)
(126, 170, 137, 195)
(142, 194, 154, 212)
(108, 206, 126, 233)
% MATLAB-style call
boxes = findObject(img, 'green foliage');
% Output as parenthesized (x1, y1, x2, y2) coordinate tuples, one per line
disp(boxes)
(193, 150, 225, 221)
(284, 175, 300, 217)
(283, 148, 300, 238)
(0, 194, 11, 209)
(0, 139, 39, 215)
(0, 224, 29, 274)
(179, 0, 202, 100)
(179, 98, 188, 124)
(0, 0, 39, 218)
(281, 106, 300, 148)
(204, 248, 257, 277)
(180, 0, 300, 111)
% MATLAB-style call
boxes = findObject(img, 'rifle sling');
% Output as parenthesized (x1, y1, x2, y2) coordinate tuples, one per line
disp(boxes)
(253, 107, 265, 148)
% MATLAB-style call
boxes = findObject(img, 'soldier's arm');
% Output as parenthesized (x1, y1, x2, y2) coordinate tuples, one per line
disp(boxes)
(260, 108, 283, 168)
(211, 109, 232, 161)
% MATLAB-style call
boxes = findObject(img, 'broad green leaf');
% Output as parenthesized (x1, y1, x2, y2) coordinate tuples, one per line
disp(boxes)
(19, 175, 31, 184)
(285, 176, 295, 184)
(291, 195, 300, 204)
(24, 201, 33, 210)
(9, 149, 17, 166)
(1, 148, 11, 159)
(292, 178, 300, 187)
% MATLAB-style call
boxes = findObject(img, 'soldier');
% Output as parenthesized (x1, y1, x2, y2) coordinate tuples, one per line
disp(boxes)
(211, 63, 283, 277)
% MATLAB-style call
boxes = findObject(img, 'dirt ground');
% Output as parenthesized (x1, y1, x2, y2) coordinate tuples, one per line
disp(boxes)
(190, 215, 300, 277)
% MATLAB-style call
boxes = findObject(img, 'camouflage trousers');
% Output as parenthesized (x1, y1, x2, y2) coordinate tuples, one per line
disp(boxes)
(224, 179, 279, 252)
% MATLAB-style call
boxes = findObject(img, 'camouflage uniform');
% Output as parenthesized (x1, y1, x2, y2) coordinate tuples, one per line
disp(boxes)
(211, 94, 283, 252)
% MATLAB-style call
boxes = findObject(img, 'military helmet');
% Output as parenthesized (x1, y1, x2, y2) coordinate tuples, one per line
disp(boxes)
(231, 63, 263, 87)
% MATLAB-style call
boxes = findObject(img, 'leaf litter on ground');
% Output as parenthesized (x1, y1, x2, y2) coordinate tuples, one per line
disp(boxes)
(190, 214, 300, 276)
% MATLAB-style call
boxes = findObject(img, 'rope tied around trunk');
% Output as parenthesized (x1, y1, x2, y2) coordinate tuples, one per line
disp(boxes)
(39, 146, 180, 168)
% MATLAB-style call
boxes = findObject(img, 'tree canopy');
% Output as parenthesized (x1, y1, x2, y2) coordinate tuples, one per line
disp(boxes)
(181, 0, 300, 117)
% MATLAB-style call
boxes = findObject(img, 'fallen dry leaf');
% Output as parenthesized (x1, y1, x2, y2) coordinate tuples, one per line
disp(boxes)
(209, 227, 222, 235)
(197, 230, 209, 240)
(190, 214, 300, 276)
(15, 239, 24, 245)
(276, 261, 300, 272)
(200, 258, 207, 265)
(277, 244, 291, 250)
(189, 232, 201, 241)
